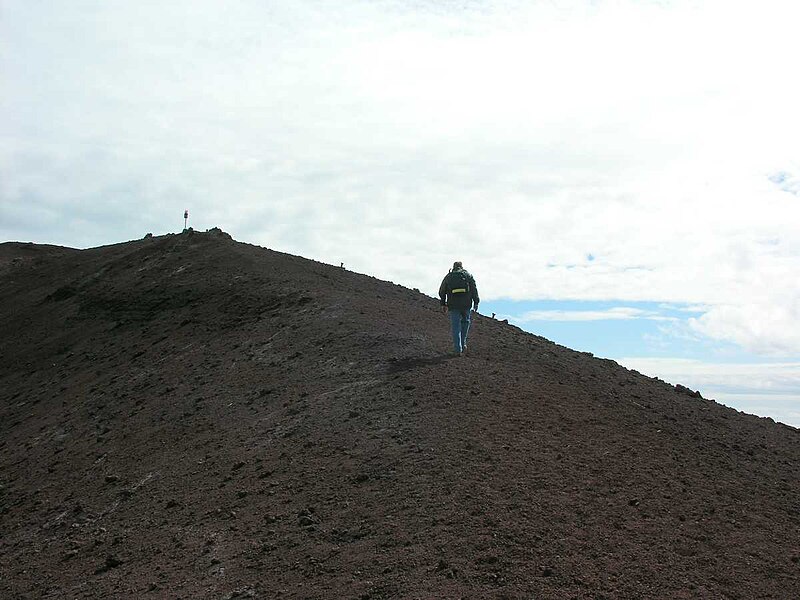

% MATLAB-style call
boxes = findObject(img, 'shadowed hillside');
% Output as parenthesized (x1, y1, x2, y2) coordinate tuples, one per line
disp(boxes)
(1, 230, 798, 599)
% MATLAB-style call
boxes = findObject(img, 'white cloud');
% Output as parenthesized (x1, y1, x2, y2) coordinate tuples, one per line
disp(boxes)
(617, 357, 800, 427)
(690, 299, 800, 356)
(515, 306, 674, 322)
(619, 358, 800, 393)
(658, 303, 710, 313)
(769, 170, 800, 197)
(3, 1, 800, 354)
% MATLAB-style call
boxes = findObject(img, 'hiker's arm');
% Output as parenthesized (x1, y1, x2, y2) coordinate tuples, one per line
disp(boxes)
(471, 276, 480, 311)
(438, 277, 448, 306)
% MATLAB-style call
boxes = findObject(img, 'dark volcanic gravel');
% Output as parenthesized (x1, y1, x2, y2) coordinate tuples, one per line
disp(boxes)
(1, 229, 798, 599)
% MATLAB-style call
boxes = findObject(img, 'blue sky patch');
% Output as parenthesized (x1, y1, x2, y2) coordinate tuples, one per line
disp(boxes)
(481, 299, 723, 360)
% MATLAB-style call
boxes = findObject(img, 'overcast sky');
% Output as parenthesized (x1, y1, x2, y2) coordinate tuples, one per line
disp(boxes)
(2, 1, 799, 425)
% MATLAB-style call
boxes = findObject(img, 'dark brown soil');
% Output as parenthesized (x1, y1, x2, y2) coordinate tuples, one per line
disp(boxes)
(1, 229, 798, 599)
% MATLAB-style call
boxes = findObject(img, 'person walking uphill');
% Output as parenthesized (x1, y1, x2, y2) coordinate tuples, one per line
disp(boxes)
(439, 261, 480, 356)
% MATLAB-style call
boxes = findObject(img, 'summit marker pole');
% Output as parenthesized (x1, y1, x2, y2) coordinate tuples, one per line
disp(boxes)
(184, 209, 189, 231)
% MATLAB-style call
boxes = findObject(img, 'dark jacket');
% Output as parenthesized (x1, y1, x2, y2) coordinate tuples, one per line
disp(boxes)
(439, 269, 479, 311)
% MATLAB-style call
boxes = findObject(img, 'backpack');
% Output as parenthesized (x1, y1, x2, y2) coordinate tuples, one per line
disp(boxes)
(448, 270, 471, 295)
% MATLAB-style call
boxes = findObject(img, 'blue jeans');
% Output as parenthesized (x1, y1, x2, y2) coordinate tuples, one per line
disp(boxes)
(448, 308, 471, 353)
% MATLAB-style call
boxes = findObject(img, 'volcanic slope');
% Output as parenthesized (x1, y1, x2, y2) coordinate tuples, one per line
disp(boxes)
(1, 230, 798, 599)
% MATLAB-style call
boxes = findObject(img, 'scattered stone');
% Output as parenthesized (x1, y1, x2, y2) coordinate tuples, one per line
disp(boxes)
(48, 286, 77, 302)
(675, 384, 703, 398)
(104, 475, 119, 484)
(232, 461, 246, 471)
(223, 587, 257, 599)
(206, 227, 232, 240)
(297, 508, 316, 527)
(94, 554, 123, 574)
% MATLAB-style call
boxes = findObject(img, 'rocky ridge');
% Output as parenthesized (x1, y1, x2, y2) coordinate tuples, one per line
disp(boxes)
(1, 230, 798, 599)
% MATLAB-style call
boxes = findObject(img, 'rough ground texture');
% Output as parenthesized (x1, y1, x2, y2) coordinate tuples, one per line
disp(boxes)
(1, 230, 798, 599)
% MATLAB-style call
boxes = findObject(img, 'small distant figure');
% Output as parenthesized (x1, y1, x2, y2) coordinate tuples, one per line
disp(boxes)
(491, 312, 496, 319)
(439, 261, 480, 356)
(340, 262, 344, 268)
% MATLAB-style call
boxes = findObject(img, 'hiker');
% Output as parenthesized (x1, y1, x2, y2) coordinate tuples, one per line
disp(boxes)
(439, 261, 480, 356)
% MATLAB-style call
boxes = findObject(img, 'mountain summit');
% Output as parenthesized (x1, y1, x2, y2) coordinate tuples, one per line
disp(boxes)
(1, 230, 798, 599)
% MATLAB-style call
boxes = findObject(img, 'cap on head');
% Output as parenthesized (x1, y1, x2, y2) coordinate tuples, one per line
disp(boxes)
(452, 261, 463, 271)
